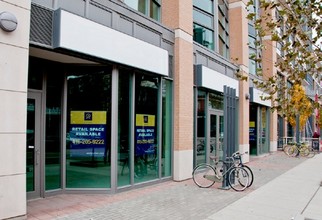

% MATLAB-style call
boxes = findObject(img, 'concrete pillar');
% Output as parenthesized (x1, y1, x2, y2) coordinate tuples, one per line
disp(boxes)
(162, 0, 194, 181)
(0, 0, 30, 219)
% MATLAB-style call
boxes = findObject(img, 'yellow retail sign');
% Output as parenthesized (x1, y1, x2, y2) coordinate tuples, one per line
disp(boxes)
(71, 111, 106, 124)
(136, 114, 155, 127)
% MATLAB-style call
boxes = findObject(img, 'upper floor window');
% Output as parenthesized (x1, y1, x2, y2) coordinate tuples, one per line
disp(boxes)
(193, 0, 230, 58)
(124, 0, 161, 21)
(247, 0, 260, 75)
(218, 0, 229, 58)
(193, 0, 215, 50)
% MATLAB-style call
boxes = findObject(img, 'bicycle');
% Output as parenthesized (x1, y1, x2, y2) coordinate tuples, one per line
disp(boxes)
(287, 143, 315, 158)
(282, 142, 296, 156)
(231, 151, 254, 187)
(192, 155, 250, 191)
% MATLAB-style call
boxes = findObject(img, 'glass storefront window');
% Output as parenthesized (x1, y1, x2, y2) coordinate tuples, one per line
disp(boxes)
(27, 99, 36, 192)
(134, 73, 159, 183)
(261, 107, 267, 149)
(196, 91, 206, 165)
(117, 69, 131, 187)
(162, 79, 172, 177)
(66, 67, 112, 188)
(45, 73, 63, 190)
(28, 59, 43, 90)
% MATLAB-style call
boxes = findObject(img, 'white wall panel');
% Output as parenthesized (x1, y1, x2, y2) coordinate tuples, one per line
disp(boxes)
(0, 134, 26, 175)
(251, 87, 271, 107)
(54, 10, 169, 76)
(0, 43, 28, 92)
(0, 175, 26, 219)
(173, 150, 193, 181)
(201, 66, 239, 96)
(0, 90, 27, 133)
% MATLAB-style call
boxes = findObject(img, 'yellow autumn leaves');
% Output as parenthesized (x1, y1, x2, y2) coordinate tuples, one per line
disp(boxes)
(287, 83, 313, 129)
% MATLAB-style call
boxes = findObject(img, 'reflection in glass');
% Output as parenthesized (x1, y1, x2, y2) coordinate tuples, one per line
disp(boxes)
(193, 24, 214, 50)
(27, 99, 35, 192)
(66, 67, 112, 188)
(117, 70, 131, 187)
(261, 107, 267, 149)
(124, 0, 146, 14)
(217, 0, 230, 58)
(134, 73, 159, 183)
(196, 91, 206, 165)
(209, 92, 224, 110)
(150, 0, 160, 21)
(193, 0, 214, 14)
(45, 73, 62, 190)
(124, 0, 160, 21)
(210, 114, 217, 157)
(162, 79, 172, 177)
(193, 10, 213, 28)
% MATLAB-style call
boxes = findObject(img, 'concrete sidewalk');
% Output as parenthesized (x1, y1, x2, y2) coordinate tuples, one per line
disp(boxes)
(27, 151, 321, 220)
(206, 153, 322, 220)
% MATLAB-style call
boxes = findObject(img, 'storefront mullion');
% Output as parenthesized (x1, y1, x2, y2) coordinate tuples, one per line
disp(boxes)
(110, 66, 119, 192)
(117, 68, 132, 187)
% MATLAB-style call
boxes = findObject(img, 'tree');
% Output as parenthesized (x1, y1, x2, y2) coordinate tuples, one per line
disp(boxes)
(244, 0, 322, 119)
(287, 83, 313, 129)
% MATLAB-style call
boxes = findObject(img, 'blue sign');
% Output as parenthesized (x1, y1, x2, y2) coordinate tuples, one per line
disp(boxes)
(69, 124, 106, 158)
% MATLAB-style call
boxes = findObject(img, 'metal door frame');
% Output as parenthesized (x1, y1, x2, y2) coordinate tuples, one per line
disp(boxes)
(207, 110, 224, 159)
(27, 91, 44, 199)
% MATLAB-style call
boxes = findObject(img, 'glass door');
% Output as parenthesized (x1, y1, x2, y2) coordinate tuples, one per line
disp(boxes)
(258, 107, 269, 154)
(208, 111, 224, 158)
(27, 92, 42, 199)
(209, 111, 224, 159)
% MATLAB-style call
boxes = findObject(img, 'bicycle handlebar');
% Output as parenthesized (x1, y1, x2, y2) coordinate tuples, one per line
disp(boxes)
(210, 151, 248, 164)
(231, 151, 248, 158)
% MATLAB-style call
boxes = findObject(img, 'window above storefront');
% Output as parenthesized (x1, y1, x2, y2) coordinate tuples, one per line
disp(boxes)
(124, 0, 161, 21)
(193, 0, 230, 58)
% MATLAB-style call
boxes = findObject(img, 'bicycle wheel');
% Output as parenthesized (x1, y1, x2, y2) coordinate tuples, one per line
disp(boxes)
(192, 164, 216, 188)
(306, 146, 316, 158)
(283, 144, 292, 156)
(300, 146, 310, 157)
(240, 165, 254, 187)
(228, 167, 249, 191)
(287, 145, 298, 157)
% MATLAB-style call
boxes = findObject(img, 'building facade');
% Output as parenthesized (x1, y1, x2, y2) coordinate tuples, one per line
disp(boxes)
(0, 0, 281, 219)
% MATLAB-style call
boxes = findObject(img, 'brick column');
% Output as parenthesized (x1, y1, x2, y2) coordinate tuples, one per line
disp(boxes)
(262, 37, 278, 151)
(228, 0, 250, 161)
(162, 0, 194, 180)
